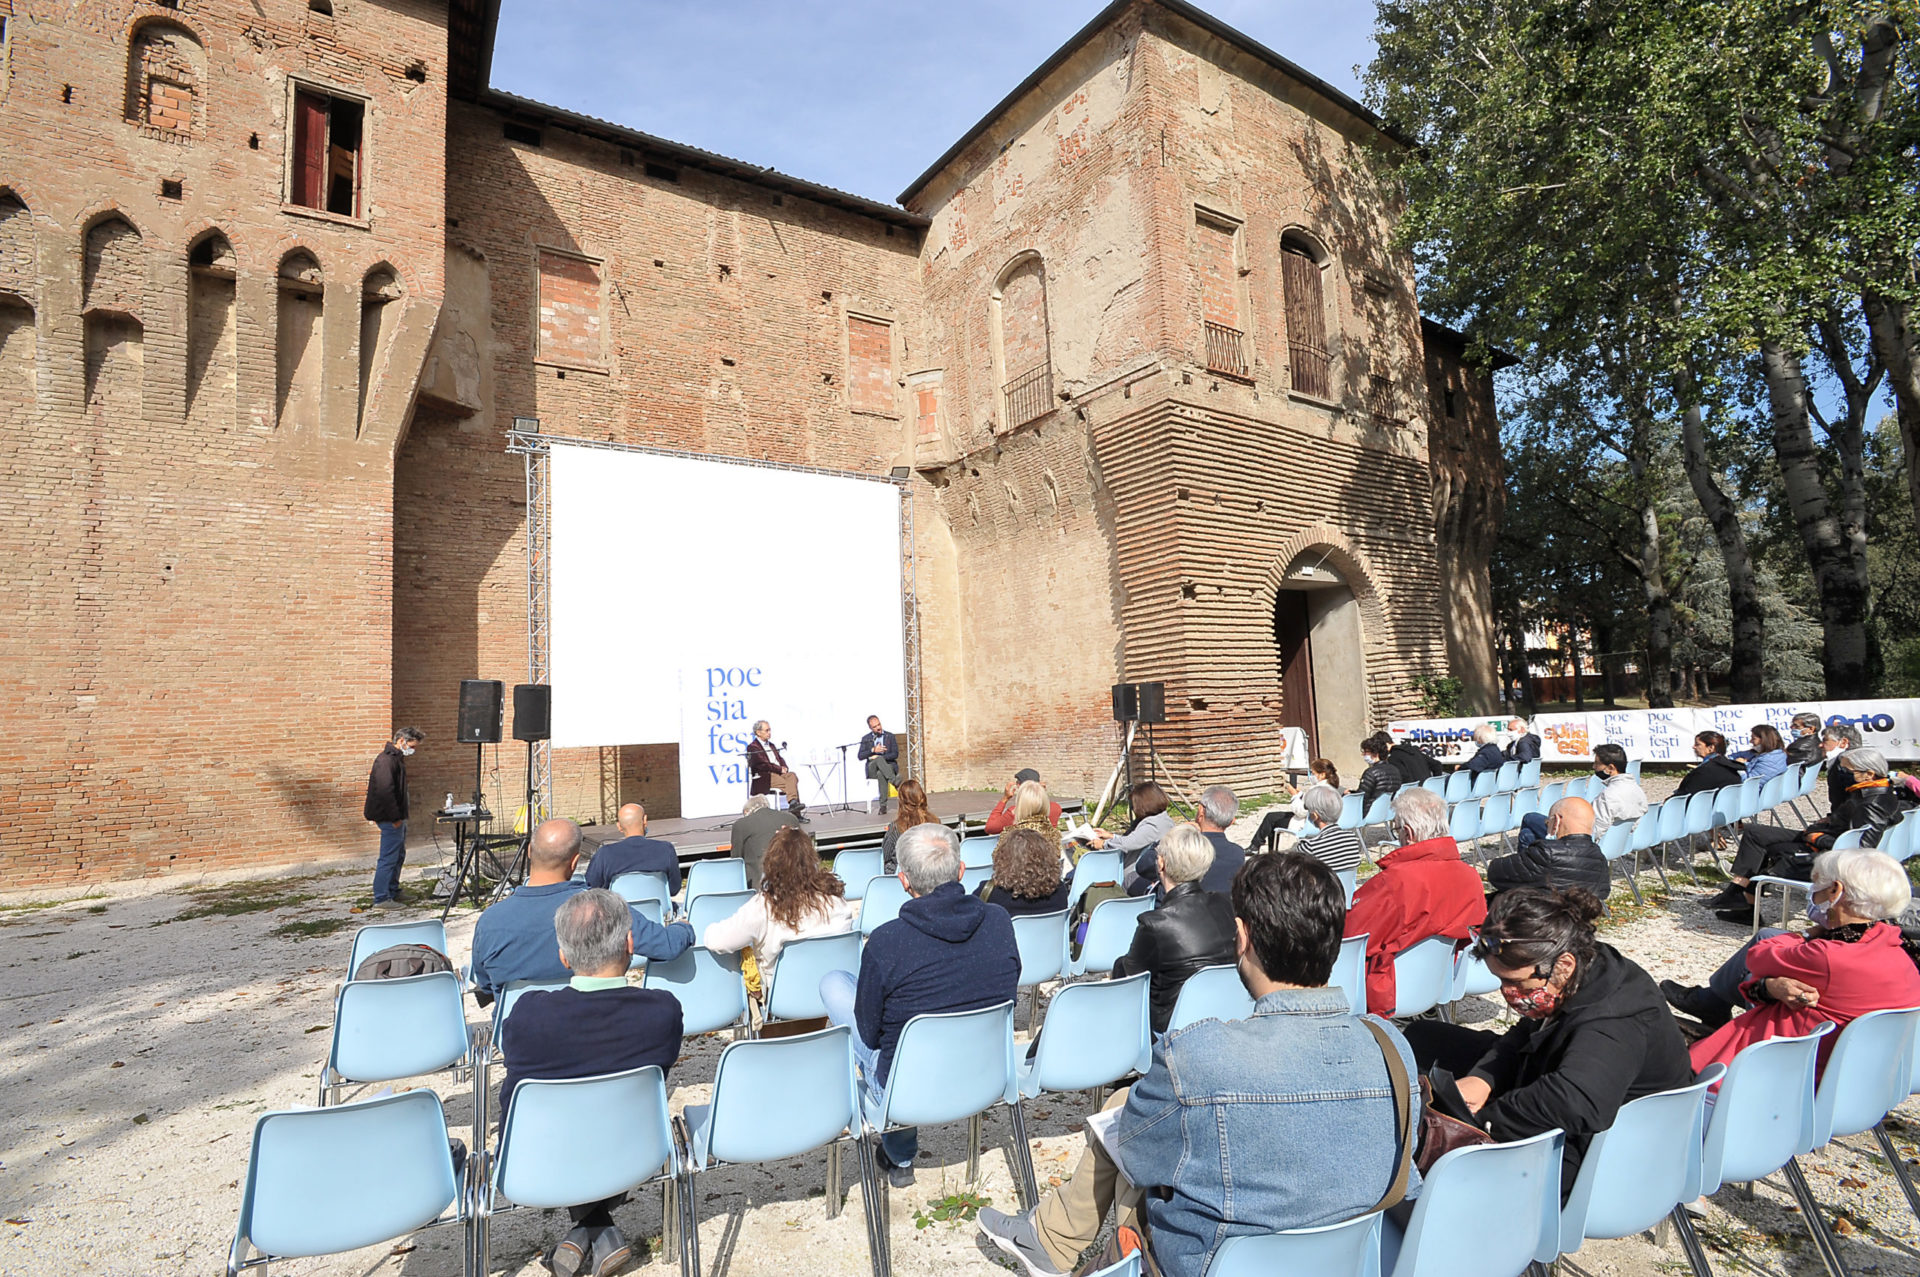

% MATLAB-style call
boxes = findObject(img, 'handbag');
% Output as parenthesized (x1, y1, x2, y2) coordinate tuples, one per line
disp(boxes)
(1413, 1071, 1496, 1172)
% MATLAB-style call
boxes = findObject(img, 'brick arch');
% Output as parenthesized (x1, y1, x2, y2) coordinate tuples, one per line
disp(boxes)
(1260, 522, 1394, 728)
(73, 200, 143, 238)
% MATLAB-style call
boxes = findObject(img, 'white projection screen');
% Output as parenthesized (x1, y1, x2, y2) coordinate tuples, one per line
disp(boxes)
(548, 442, 908, 818)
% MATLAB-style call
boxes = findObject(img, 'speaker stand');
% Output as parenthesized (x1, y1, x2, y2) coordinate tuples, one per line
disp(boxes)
(485, 741, 536, 905)
(439, 743, 492, 922)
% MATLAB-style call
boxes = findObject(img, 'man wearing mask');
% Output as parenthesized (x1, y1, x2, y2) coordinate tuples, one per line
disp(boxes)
(364, 726, 424, 909)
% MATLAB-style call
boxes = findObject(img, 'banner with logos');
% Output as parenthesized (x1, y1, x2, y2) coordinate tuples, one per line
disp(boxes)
(1388, 699, 1920, 765)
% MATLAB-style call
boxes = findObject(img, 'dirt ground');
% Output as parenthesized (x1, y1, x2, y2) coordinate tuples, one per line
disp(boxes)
(2, 784, 1918, 1277)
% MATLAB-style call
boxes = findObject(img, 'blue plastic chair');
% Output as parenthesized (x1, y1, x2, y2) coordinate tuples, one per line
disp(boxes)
(1449, 944, 1500, 1003)
(1538, 779, 1566, 808)
(1470, 767, 1500, 800)
(1086, 1253, 1143, 1277)
(1386, 1128, 1563, 1277)
(761, 930, 862, 1025)
(1333, 932, 1369, 1014)
(477, 1064, 686, 1277)
(609, 870, 672, 906)
(1626, 759, 1643, 779)
(1067, 849, 1123, 911)
(1790, 761, 1822, 825)
(1420, 775, 1447, 796)
(1750, 869, 1823, 936)
(1479, 793, 1513, 856)
(685, 857, 748, 907)
(1210, 1211, 1383, 1277)
(959, 861, 994, 894)
(1388, 936, 1456, 1020)
(1712, 780, 1757, 830)
(1508, 787, 1542, 823)
(1592, 821, 1634, 901)
(687, 888, 757, 937)
(1337, 793, 1367, 831)
(1443, 770, 1473, 804)
(1814, 1007, 1920, 1227)
(1520, 759, 1543, 788)
(833, 849, 884, 898)
(859, 874, 910, 933)
(227, 1090, 464, 1277)
(1559, 1066, 1722, 1254)
(959, 834, 998, 864)
(1168, 963, 1254, 1030)
(318, 971, 473, 1108)
(1012, 909, 1070, 1023)
(346, 919, 448, 975)
(1447, 799, 1482, 861)
(1494, 760, 1521, 793)
(643, 945, 750, 1037)
(1879, 815, 1916, 863)
(1579, 774, 1605, 801)
(679, 1026, 883, 1268)
(1017, 972, 1152, 1099)
(490, 976, 570, 1059)
(1338, 867, 1359, 905)
(1068, 894, 1154, 977)
(1358, 792, 1396, 849)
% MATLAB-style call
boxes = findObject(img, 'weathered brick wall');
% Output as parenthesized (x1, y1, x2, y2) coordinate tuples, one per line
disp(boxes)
(0, 0, 447, 885)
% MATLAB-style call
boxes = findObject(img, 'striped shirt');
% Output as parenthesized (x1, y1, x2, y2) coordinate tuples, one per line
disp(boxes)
(1292, 824, 1366, 874)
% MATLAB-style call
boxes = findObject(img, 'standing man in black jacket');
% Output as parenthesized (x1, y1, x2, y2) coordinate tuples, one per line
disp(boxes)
(363, 726, 423, 909)
(858, 714, 900, 814)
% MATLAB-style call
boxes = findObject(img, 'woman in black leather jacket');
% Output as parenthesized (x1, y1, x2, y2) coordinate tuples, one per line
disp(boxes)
(1112, 822, 1238, 1033)
(1674, 731, 1744, 798)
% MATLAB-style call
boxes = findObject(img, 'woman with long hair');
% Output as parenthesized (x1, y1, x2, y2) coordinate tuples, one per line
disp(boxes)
(978, 826, 1071, 916)
(703, 825, 856, 978)
(881, 777, 936, 870)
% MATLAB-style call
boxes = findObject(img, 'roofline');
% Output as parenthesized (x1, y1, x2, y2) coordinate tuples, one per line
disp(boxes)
(479, 89, 930, 231)
(898, 0, 1406, 206)
(1422, 317, 1520, 372)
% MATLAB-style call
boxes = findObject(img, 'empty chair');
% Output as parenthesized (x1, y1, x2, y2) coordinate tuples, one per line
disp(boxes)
(1447, 799, 1482, 861)
(227, 1090, 465, 1277)
(608, 870, 672, 906)
(1359, 791, 1397, 847)
(1387, 936, 1457, 1020)
(1066, 849, 1123, 911)
(1508, 787, 1542, 823)
(1420, 775, 1447, 796)
(1068, 894, 1154, 977)
(1879, 815, 1915, 863)
(1626, 759, 1643, 779)
(959, 835, 998, 865)
(1442, 770, 1473, 804)
(1449, 946, 1500, 1002)
(858, 874, 911, 933)
(643, 946, 750, 1037)
(1337, 792, 1367, 831)
(474, 1065, 686, 1277)
(318, 970, 473, 1108)
(1790, 760, 1823, 824)
(1538, 779, 1566, 808)
(833, 849, 884, 899)
(1812, 1007, 1920, 1228)
(1558, 1067, 1722, 1255)
(1333, 932, 1370, 1014)
(1479, 793, 1513, 856)
(1387, 1128, 1563, 1277)
(1011, 909, 1070, 1022)
(1209, 1210, 1383, 1277)
(761, 931, 862, 1026)
(1495, 760, 1521, 793)
(679, 1026, 883, 1271)
(1520, 758, 1543, 788)
(346, 919, 448, 975)
(1016, 972, 1152, 1099)
(687, 888, 757, 936)
(1168, 963, 1255, 1030)
(684, 857, 748, 906)
(1470, 767, 1500, 800)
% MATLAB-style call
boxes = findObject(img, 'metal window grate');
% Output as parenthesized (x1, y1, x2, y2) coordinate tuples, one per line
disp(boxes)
(1002, 359, 1053, 428)
(1368, 372, 1401, 423)
(1205, 321, 1249, 379)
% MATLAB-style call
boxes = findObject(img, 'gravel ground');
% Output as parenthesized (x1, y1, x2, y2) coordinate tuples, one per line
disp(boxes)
(1, 775, 1916, 1277)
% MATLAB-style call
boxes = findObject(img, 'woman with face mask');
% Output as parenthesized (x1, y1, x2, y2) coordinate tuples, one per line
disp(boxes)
(1400, 886, 1694, 1198)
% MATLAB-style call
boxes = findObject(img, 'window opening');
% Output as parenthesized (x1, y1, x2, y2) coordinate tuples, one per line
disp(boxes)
(291, 88, 364, 217)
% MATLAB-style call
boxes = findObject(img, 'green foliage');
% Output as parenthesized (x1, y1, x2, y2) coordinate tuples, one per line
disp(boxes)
(912, 1190, 991, 1230)
(1407, 674, 1465, 718)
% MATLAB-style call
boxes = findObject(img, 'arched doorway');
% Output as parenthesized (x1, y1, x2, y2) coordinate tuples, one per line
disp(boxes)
(1273, 551, 1370, 780)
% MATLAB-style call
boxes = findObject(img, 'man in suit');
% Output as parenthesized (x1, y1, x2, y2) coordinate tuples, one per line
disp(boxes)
(583, 802, 682, 895)
(746, 719, 807, 822)
(731, 794, 801, 889)
(858, 714, 901, 815)
(498, 888, 684, 1277)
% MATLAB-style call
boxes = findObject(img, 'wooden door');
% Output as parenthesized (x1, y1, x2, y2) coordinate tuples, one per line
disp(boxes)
(1274, 590, 1317, 759)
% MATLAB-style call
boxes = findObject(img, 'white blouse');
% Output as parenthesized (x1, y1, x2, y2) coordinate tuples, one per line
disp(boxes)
(701, 892, 858, 967)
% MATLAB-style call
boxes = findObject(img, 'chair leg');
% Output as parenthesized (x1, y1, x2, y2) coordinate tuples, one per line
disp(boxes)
(1006, 1100, 1040, 1211)
(1669, 1205, 1715, 1277)
(1619, 853, 1644, 906)
(967, 1112, 982, 1185)
(1781, 1156, 1853, 1277)
(826, 1140, 843, 1219)
(1873, 1122, 1920, 1223)
(663, 1175, 682, 1268)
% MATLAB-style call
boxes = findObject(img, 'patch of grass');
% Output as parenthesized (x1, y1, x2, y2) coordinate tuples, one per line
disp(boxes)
(270, 917, 351, 941)
(1597, 890, 1674, 932)
(86, 904, 107, 914)
(161, 875, 330, 924)
(913, 1189, 992, 1230)
(0, 899, 66, 914)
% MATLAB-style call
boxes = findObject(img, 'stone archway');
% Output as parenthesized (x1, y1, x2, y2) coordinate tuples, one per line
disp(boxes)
(1261, 524, 1391, 780)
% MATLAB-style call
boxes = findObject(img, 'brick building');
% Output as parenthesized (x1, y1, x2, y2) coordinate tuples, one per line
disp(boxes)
(0, 0, 1503, 886)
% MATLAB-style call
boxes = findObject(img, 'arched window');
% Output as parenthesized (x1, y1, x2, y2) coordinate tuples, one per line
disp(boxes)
(187, 231, 236, 418)
(358, 265, 403, 430)
(993, 253, 1052, 429)
(126, 20, 206, 137)
(1280, 232, 1333, 400)
(276, 250, 324, 430)
(0, 190, 32, 304)
(83, 215, 144, 411)
(0, 192, 34, 413)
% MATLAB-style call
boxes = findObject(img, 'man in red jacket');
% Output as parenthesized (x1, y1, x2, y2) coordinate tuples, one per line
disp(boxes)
(1344, 787, 1486, 1015)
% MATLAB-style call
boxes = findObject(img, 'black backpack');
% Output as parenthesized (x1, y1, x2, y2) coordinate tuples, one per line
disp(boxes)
(353, 943, 453, 981)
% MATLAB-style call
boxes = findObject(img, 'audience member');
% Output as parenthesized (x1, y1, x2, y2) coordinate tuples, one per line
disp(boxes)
(977, 851, 1421, 1277)
(1664, 850, 1920, 1077)
(496, 889, 684, 1277)
(701, 826, 856, 976)
(582, 803, 681, 895)
(1086, 781, 1174, 868)
(1002, 780, 1064, 842)
(1785, 712, 1825, 767)
(1487, 797, 1610, 900)
(1820, 723, 1864, 808)
(819, 823, 1019, 1184)
(858, 714, 900, 814)
(1589, 743, 1648, 836)
(1743, 724, 1789, 783)
(1249, 760, 1337, 854)
(1136, 786, 1245, 896)
(470, 818, 694, 1002)
(984, 768, 1064, 834)
(979, 827, 1072, 916)
(1503, 718, 1542, 764)
(745, 720, 807, 823)
(1290, 783, 1366, 876)
(1709, 748, 1917, 924)
(1390, 737, 1441, 783)
(730, 794, 800, 889)
(1344, 788, 1487, 1016)
(1673, 731, 1743, 798)
(880, 778, 936, 871)
(1464, 724, 1505, 775)
(1401, 887, 1692, 1197)
(1357, 733, 1406, 809)
(1111, 823, 1238, 1034)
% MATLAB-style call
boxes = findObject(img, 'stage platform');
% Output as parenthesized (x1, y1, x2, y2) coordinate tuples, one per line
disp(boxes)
(582, 789, 1087, 863)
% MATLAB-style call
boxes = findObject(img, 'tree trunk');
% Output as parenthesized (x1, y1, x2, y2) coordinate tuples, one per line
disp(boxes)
(1570, 623, 1585, 708)
(1634, 494, 1677, 708)
(1673, 375, 1765, 701)
(1863, 292, 1920, 548)
(1758, 341, 1879, 696)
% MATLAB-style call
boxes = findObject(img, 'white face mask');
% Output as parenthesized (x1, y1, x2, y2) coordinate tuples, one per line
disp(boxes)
(399, 744, 415, 756)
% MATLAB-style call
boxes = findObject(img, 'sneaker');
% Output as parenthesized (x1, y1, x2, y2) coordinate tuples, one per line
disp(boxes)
(1659, 979, 1733, 1029)
(543, 1225, 592, 1277)
(586, 1225, 632, 1277)
(365, 898, 394, 913)
(878, 1152, 914, 1189)
(977, 1206, 1065, 1277)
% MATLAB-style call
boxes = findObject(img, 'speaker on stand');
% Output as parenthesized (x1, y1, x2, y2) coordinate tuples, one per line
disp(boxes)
(442, 679, 504, 920)
(489, 683, 552, 900)
(1136, 681, 1167, 794)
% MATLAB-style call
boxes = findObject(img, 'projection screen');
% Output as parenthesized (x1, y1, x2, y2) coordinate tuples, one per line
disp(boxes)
(548, 442, 907, 818)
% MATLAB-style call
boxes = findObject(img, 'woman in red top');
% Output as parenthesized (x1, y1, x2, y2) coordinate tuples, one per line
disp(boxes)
(1688, 848, 1920, 1077)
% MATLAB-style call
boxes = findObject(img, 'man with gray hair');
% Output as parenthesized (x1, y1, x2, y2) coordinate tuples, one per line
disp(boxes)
(1342, 787, 1486, 1015)
(819, 821, 1018, 1185)
(1785, 711, 1825, 766)
(730, 791, 799, 889)
(1132, 784, 1246, 897)
(497, 888, 685, 1277)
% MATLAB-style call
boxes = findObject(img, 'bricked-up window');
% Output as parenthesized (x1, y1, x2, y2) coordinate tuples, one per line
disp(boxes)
(1281, 235, 1332, 400)
(847, 315, 894, 414)
(1196, 213, 1248, 379)
(535, 248, 605, 368)
(290, 88, 364, 217)
(995, 254, 1052, 428)
(126, 21, 205, 138)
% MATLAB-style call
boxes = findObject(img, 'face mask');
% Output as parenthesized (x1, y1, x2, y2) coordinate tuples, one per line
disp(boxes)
(1500, 980, 1564, 1020)
(1806, 899, 1831, 928)
(399, 744, 415, 756)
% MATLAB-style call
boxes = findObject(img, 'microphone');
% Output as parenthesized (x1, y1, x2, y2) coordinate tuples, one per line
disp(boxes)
(780, 740, 789, 750)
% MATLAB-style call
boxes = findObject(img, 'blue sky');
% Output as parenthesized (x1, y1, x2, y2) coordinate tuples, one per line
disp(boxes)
(490, 1, 1380, 205)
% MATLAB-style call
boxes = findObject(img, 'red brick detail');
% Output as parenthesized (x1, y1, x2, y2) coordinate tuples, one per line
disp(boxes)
(847, 315, 892, 414)
(915, 383, 940, 440)
(537, 249, 604, 366)
(1196, 218, 1238, 328)
(999, 259, 1048, 379)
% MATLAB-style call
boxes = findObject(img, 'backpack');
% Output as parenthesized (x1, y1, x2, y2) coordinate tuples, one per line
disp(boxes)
(353, 943, 454, 981)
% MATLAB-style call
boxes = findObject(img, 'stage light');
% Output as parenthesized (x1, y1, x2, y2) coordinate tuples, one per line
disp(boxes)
(512, 415, 541, 432)
(889, 465, 910, 480)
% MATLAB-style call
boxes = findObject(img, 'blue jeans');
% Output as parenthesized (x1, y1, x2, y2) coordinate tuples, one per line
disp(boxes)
(1517, 812, 1548, 851)
(373, 820, 407, 902)
(819, 969, 917, 1165)
(1708, 929, 1787, 1007)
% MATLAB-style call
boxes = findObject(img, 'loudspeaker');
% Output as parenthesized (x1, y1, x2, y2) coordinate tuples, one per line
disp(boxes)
(457, 679, 504, 744)
(512, 683, 551, 742)
(1136, 681, 1167, 724)
(1111, 682, 1139, 723)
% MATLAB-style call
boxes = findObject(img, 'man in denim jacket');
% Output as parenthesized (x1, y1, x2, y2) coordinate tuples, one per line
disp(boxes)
(979, 852, 1420, 1277)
